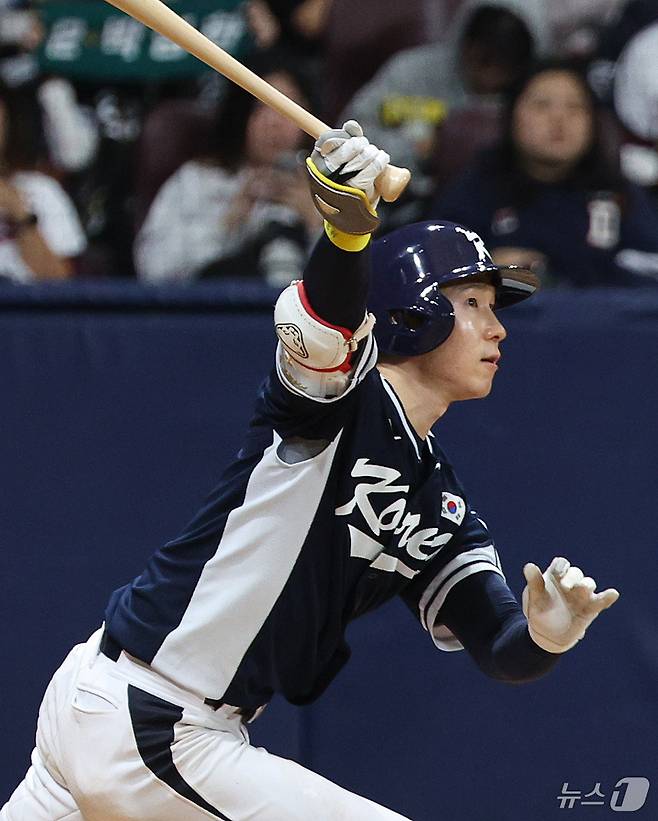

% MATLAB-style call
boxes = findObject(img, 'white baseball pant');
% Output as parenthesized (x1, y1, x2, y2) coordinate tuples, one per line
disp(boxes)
(1, 630, 411, 821)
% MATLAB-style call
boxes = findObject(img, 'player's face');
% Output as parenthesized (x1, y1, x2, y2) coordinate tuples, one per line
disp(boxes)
(512, 70, 593, 171)
(427, 282, 506, 401)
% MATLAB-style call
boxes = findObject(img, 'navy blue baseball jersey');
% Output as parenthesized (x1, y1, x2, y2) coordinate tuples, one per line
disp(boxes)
(104, 336, 503, 709)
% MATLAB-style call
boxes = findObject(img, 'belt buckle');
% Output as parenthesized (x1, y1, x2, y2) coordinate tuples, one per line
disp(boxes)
(204, 699, 267, 723)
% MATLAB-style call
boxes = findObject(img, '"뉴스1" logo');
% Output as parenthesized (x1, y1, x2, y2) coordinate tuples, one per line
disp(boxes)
(557, 778, 650, 812)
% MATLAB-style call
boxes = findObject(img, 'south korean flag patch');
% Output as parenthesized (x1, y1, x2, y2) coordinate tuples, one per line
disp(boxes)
(441, 492, 466, 526)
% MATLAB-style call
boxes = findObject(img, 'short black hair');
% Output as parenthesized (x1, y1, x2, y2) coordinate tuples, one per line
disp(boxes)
(461, 6, 534, 73)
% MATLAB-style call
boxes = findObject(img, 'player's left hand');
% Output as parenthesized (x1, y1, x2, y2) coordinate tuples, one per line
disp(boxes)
(522, 557, 619, 653)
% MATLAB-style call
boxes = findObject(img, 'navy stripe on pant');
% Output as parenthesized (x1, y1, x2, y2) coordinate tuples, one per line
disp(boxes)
(127, 684, 233, 820)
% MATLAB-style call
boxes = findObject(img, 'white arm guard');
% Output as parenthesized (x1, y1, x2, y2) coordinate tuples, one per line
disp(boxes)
(274, 281, 375, 372)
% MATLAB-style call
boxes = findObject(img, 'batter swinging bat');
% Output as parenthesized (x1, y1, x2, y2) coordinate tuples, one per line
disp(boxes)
(103, 0, 411, 202)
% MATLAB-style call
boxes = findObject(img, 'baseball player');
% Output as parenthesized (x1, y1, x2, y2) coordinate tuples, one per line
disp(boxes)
(2, 121, 619, 821)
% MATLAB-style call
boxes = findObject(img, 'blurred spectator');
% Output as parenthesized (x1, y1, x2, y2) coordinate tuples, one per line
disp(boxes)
(0, 79, 86, 282)
(613, 20, 658, 140)
(71, 82, 147, 277)
(246, 0, 333, 56)
(323, 0, 428, 125)
(0, 1, 41, 52)
(134, 97, 216, 231)
(245, 0, 333, 121)
(0, 0, 40, 87)
(34, 0, 254, 276)
(590, 0, 658, 101)
(613, 21, 658, 190)
(547, 0, 626, 60)
(341, 0, 551, 204)
(134, 50, 322, 285)
(429, 61, 658, 286)
(422, 0, 466, 43)
(37, 77, 99, 175)
(0, 1, 99, 174)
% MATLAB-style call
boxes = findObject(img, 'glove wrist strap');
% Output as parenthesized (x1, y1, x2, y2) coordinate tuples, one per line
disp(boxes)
(306, 158, 380, 236)
(527, 624, 576, 654)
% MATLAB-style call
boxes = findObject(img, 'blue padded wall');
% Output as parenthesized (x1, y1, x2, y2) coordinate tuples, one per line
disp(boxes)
(1, 283, 656, 820)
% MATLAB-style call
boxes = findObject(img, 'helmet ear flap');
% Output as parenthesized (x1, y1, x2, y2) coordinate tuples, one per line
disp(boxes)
(421, 291, 456, 351)
(389, 309, 426, 331)
(382, 295, 455, 355)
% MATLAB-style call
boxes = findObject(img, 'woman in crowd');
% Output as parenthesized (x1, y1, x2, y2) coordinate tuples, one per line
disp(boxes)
(0, 81, 86, 283)
(134, 50, 323, 286)
(429, 60, 658, 286)
(246, 0, 333, 58)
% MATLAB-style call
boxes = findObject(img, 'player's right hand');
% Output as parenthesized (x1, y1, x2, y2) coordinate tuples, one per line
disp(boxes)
(522, 556, 620, 654)
(310, 120, 390, 207)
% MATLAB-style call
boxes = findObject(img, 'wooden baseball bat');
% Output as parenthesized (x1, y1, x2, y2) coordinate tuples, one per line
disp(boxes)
(103, 0, 410, 202)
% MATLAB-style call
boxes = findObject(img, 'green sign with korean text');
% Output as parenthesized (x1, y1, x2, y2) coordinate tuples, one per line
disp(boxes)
(36, 0, 251, 81)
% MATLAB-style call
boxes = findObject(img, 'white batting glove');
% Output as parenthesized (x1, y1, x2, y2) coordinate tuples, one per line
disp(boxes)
(311, 120, 390, 207)
(522, 557, 620, 653)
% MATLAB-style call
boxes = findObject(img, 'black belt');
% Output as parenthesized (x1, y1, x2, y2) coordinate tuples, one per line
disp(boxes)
(203, 697, 262, 723)
(99, 629, 262, 722)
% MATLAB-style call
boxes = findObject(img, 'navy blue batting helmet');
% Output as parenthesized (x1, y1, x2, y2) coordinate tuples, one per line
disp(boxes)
(369, 221, 539, 356)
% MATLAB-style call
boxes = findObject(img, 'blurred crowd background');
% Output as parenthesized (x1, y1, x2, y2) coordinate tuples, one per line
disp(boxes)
(1, 0, 658, 289)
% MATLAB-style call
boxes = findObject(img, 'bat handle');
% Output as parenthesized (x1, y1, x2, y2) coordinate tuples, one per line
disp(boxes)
(376, 165, 411, 203)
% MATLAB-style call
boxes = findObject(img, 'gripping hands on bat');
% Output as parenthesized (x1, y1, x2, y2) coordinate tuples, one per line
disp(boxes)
(309, 120, 390, 207)
(305, 120, 390, 247)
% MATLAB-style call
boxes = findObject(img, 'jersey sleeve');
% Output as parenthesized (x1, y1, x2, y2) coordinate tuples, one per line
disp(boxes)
(400, 506, 505, 651)
(254, 350, 378, 444)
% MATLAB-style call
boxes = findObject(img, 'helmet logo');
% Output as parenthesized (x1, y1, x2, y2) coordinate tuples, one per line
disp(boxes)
(455, 226, 492, 263)
(276, 323, 309, 359)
